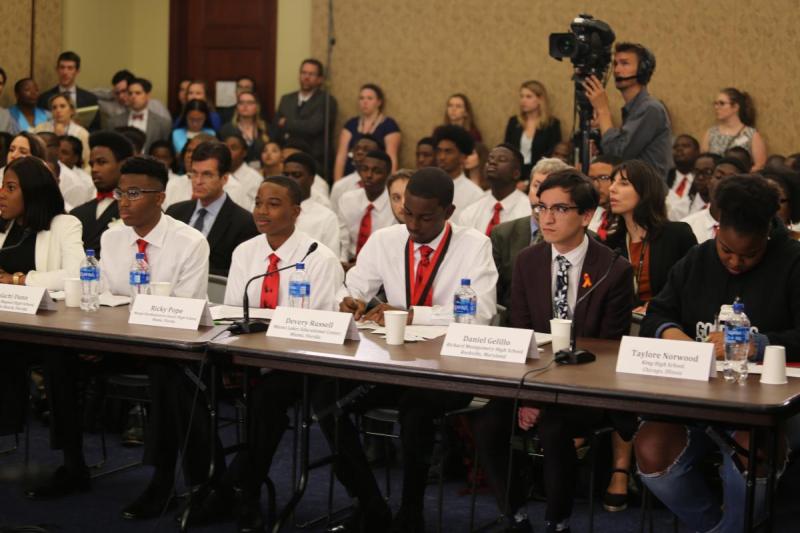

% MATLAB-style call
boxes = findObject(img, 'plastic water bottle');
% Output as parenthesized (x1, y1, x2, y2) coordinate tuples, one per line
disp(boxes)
(129, 252, 151, 303)
(454, 278, 477, 324)
(289, 263, 311, 309)
(723, 297, 751, 384)
(79, 249, 100, 311)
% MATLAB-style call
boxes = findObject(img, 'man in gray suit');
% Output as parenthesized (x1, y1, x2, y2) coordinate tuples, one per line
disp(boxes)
(108, 77, 171, 153)
(270, 59, 337, 178)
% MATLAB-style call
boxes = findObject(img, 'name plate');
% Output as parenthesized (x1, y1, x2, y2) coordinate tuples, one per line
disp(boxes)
(616, 335, 715, 381)
(441, 323, 537, 363)
(0, 285, 56, 314)
(267, 306, 359, 344)
(128, 294, 213, 330)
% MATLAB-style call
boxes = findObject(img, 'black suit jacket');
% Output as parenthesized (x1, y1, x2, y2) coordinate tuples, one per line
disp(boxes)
(270, 90, 337, 175)
(69, 200, 120, 258)
(38, 86, 100, 131)
(606, 221, 697, 302)
(166, 195, 259, 276)
(503, 117, 562, 176)
(511, 236, 634, 339)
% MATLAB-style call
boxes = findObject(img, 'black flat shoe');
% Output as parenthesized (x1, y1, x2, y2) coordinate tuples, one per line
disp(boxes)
(24, 466, 90, 500)
(121, 481, 176, 520)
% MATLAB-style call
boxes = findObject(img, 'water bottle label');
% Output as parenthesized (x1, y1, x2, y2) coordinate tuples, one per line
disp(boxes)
(454, 298, 476, 316)
(289, 281, 311, 297)
(725, 325, 749, 344)
(129, 271, 150, 285)
(80, 266, 98, 281)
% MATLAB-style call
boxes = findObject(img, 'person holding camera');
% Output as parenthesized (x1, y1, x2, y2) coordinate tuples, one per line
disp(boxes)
(582, 42, 672, 179)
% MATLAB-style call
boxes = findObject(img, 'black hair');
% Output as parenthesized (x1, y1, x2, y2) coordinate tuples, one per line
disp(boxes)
(120, 155, 168, 189)
(610, 160, 668, 237)
(433, 125, 474, 156)
(300, 58, 324, 77)
(363, 150, 392, 172)
(114, 126, 146, 154)
(789, 153, 800, 173)
(0, 67, 6, 85)
(537, 169, 599, 214)
(283, 152, 317, 177)
(416, 136, 435, 148)
(57, 51, 81, 69)
(760, 168, 800, 223)
(221, 131, 248, 150)
(191, 141, 232, 175)
(494, 142, 524, 171)
(282, 137, 312, 154)
(353, 133, 384, 151)
(674, 134, 700, 151)
(723, 146, 753, 170)
(0, 132, 13, 165)
(89, 130, 134, 162)
(9, 132, 46, 162)
(592, 154, 623, 167)
(147, 140, 177, 172)
(58, 135, 85, 167)
(128, 77, 152, 94)
(263, 175, 302, 205)
(696, 152, 722, 165)
(716, 176, 778, 235)
(4, 156, 65, 232)
(177, 99, 212, 129)
(406, 167, 454, 207)
(111, 69, 135, 85)
(716, 156, 748, 174)
(14, 77, 33, 95)
(360, 83, 385, 112)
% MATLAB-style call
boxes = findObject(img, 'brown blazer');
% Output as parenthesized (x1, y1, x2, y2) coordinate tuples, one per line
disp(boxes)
(510, 236, 635, 339)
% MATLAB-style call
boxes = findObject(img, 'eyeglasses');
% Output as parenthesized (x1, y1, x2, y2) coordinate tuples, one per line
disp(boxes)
(188, 170, 220, 181)
(695, 168, 715, 176)
(113, 187, 163, 201)
(590, 175, 611, 182)
(713, 100, 730, 107)
(533, 204, 580, 216)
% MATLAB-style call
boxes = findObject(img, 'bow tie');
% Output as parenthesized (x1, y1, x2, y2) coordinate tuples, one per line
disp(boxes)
(96, 191, 114, 200)
(132, 113, 145, 120)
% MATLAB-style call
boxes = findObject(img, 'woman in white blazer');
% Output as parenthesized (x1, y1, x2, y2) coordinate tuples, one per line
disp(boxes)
(0, 156, 84, 290)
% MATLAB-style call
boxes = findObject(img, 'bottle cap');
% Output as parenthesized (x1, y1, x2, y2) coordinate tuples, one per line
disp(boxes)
(733, 301, 745, 313)
(296, 263, 305, 270)
(136, 252, 146, 260)
(461, 278, 471, 286)
(86, 249, 95, 257)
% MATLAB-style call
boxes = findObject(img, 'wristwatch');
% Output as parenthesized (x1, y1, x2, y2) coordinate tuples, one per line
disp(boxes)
(12, 272, 24, 285)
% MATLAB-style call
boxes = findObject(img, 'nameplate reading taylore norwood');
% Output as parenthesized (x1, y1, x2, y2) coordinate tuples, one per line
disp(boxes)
(0, 285, 56, 315)
(441, 323, 538, 363)
(267, 306, 360, 344)
(128, 295, 213, 330)
(616, 335, 715, 382)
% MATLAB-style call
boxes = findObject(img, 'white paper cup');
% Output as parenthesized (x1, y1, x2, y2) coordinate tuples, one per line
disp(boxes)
(64, 278, 82, 307)
(384, 310, 409, 345)
(151, 282, 172, 296)
(761, 345, 788, 385)
(550, 318, 572, 353)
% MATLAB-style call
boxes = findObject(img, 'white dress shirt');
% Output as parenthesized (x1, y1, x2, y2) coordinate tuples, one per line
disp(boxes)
(666, 171, 696, 221)
(338, 187, 396, 260)
(296, 197, 347, 261)
(452, 173, 486, 215)
(58, 161, 94, 207)
(231, 163, 264, 210)
(313, 175, 330, 198)
(588, 206, 606, 233)
(550, 234, 589, 318)
(99, 213, 209, 299)
(128, 107, 148, 133)
(163, 174, 191, 210)
(682, 208, 717, 243)
(456, 189, 531, 233)
(331, 171, 360, 215)
(340, 223, 498, 325)
(224, 229, 343, 311)
(95, 197, 115, 219)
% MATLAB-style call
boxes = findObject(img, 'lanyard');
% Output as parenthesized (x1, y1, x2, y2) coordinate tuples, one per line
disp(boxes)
(404, 224, 453, 308)
(626, 234, 649, 295)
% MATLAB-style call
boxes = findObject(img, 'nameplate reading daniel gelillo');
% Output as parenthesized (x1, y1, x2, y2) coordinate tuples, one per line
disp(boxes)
(0, 285, 56, 315)
(128, 294, 213, 330)
(616, 335, 715, 381)
(267, 306, 360, 344)
(441, 323, 538, 363)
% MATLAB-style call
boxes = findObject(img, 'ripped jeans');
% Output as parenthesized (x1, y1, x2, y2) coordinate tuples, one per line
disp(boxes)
(637, 425, 778, 533)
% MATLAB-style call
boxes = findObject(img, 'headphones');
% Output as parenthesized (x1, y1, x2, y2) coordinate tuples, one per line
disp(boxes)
(633, 44, 656, 85)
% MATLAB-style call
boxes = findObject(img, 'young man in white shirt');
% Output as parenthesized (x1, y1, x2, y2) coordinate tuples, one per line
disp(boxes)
(330, 134, 381, 214)
(281, 137, 331, 206)
(283, 151, 347, 260)
(587, 154, 622, 241)
(665, 134, 700, 220)
(434, 124, 484, 215)
(682, 158, 747, 243)
(456, 143, 531, 234)
(338, 150, 396, 264)
(317, 168, 498, 532)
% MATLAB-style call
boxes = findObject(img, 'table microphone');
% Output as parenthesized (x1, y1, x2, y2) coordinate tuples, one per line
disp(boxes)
(229, 242, 318, 334)
(554, 248, 621, 365)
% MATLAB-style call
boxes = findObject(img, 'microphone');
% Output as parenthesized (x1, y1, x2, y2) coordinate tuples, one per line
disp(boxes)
(554, 248, 621, 365)
(614, 75, 638, 82)
(312, 383, 376, 422)
(229, 242, 318, 334)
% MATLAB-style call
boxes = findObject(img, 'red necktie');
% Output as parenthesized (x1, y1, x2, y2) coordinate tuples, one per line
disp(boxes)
(260, 253, 280, 309)
(96, 191, 114, 200)
(485, 202, 503, 236)
(132, 113, 144, 120)
(675, 176, 689, 198)
(598, 210, 609, 241)
(136, 239, 148, 263)
(415, 245, 433, 296)
(355, 204, 374, 256)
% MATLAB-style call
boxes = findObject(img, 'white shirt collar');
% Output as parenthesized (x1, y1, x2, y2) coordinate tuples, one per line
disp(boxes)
(128, 213, 168, 249)
(263, 228, 303, 264)
(413, 223, 448, 252)
(551, 233, 590, 268)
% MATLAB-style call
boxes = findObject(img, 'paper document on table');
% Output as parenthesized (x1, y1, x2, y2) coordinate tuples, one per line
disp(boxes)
(49, 291, 65, 301)
(369, 324, 449, 342)
(714, 361, 800, 378)
(99, 292, 131, 307)
(534, 332, 552, 346)
(209, 305, 273, 321)
(356, 320, 381, 330)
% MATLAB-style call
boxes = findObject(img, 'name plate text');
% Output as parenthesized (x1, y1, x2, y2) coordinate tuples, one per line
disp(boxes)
(129, 294, 213, 330)
(267, 306, 359, 344)
(441, 323, 538, 363)
(616, 335, 715, 381)
(0, 286, 56, 315)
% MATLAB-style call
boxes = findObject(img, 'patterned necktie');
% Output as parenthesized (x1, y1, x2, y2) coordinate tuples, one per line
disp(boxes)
(260, 253, 280, 309)
(356, 203, 375, 256)
(136, 239, 148, 263)
(193, 208, 208, 233)
(485, 202, 503, 236)
(554, 255, 571, 319)
(675, 176, 690, 198)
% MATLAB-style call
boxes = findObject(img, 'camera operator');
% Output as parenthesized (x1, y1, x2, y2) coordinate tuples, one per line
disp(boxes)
(583, 42, 672, 179)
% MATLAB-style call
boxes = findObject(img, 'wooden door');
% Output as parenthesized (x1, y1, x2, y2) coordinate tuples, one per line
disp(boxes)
(168, 0, 277, 119)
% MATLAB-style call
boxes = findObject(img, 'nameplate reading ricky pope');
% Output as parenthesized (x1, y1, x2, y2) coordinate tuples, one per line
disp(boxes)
(267, 306, 360, 344)
(441, 323, 538, 363)
(0, 286, 56, 315)
(616, 335, 715, 381)
(128, 295, 213, 330)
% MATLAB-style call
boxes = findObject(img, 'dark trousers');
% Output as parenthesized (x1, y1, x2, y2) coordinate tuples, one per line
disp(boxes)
(0, 343, 34, 437)
(311, 379, 472, 512)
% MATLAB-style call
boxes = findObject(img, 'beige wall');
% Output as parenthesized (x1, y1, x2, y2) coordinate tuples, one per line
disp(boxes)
(311, 0, 800, 167)
(275, 0, 312, 106)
